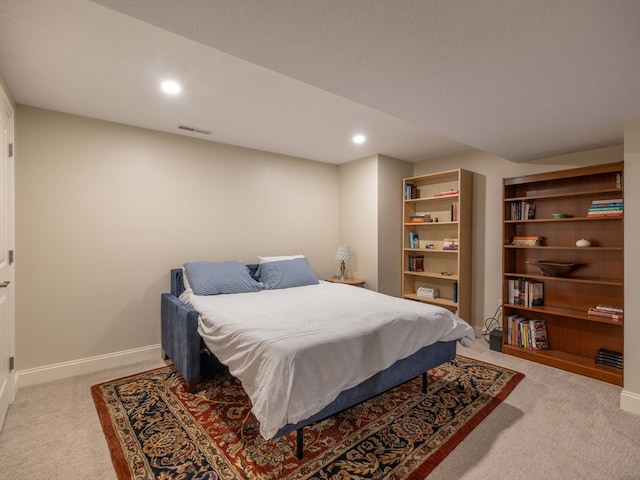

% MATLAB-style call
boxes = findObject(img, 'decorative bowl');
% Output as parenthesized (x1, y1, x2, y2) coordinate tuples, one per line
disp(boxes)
(530, 261, 582, 277)
(552, 213, 568, 219)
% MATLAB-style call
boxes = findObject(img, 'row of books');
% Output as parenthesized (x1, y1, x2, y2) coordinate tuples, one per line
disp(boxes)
(404, 183, 459, 201)
(510, 235, 541, 246)
(405, 183, 418, 200)
(506, 315, 549, 350)
(508, 201, 536, 220)
(507, 278, 544, 307)
(587, 304, 623, 322)
(407, 254, 424, 272)
(587, 198, 622, 217)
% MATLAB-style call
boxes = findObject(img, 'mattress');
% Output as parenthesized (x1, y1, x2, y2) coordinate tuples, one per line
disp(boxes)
(180, 281, 475, 439)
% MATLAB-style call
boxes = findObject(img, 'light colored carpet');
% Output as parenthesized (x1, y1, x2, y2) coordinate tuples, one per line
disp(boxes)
(1, 340, 639, 480)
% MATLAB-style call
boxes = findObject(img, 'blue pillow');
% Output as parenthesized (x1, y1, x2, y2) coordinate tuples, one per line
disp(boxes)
(257, 258, 319, 290)
(184, 261, 263, 295)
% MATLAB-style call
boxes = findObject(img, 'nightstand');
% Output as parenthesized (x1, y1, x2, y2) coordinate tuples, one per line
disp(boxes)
(324, 277, 365, 287)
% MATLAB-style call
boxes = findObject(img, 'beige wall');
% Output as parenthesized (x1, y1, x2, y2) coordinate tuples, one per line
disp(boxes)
(337, 154, 412, 295)
(623, 119, 640, 415)
(338, 155, 378, 289)
(11, 101, 640, 415)
(377, 155, 413, 296)
(15, 106, 339, 371)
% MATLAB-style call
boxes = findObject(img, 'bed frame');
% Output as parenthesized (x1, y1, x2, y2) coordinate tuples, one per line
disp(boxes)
(161, 267, 456, 458)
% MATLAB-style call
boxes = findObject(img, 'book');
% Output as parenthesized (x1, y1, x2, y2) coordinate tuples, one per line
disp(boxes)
(509, 201, 536, 220)
(434, 189, 458, 197)
(594, 304, 623, 313)
(528, 282, 544, 306)
(518, 317, 530, 349)
(443, 238, 459, 250)
(508, 278, 543, 307)
(529, 319, 548, 350)
(511, 236, 541, 246)
(409, 232, 420, 249)
(587, 308, 623, 321)
(407, 254, 424, 272)
(405, 183, 417, 200)
(587, 199, 623, 217)
(590, 198, 623, 205)
(416, 286, 439, 298)
(450, 201, 459, 221)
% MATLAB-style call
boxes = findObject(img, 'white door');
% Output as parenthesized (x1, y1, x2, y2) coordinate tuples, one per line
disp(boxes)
(0, 93, 15, 431)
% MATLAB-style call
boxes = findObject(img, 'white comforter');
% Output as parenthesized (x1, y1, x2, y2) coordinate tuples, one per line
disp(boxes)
(180, 281, 475, 439)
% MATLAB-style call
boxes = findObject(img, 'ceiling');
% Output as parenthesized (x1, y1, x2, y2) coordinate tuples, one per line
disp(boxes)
(0, 0, 638, 164)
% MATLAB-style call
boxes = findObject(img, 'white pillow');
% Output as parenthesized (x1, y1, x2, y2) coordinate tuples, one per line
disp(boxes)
(257, 255, 304, 263)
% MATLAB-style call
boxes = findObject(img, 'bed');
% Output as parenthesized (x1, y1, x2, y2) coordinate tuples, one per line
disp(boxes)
(160, 258, 475, 458)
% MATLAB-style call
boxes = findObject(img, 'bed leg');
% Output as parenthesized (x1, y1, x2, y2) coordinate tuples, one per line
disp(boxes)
(185, 380, 198, 393)
(422, 372, 428, 393)
(296, 428, 304, 459)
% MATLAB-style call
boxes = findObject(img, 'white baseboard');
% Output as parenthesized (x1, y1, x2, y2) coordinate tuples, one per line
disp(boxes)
(16, 344, 163, 389)
(620, 389, 640, 416)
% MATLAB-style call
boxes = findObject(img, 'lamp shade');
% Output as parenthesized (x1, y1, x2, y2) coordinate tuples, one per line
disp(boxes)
(335, 245, 351, 261)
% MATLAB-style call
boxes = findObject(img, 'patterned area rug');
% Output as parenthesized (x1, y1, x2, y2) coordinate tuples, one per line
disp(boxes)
(92, 356, 523, 480)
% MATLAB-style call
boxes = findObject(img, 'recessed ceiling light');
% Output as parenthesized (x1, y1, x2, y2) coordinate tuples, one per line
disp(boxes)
(161, 80, 181, 95)
(352, 134, 366, 144)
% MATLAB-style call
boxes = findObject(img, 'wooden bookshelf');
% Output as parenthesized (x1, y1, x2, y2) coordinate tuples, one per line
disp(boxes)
(402, 169, 472, 322)
(502, 162, 624, 385)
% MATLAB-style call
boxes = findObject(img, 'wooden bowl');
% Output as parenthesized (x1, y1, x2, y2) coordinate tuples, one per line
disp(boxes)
(531, 261, 581, 277)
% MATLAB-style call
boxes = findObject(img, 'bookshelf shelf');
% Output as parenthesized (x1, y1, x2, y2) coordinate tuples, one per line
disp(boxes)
(404, 270, 460, 281)
(403, 169, 472, 322)
(403, 294, 457, 308)
(403, 221, 458, 226)
(502, 345, 622, 385)
(502, 162, 624, 386)
(502, 303, 624, 326)
(504, 216, 622, 224)
(504, 272, 622, 287)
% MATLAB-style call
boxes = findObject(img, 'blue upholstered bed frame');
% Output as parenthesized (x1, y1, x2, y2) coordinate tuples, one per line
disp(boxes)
(160, 267, 457, 458)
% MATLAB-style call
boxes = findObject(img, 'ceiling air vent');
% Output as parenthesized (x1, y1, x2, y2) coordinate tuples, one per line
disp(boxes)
(177, 124, 211, 135)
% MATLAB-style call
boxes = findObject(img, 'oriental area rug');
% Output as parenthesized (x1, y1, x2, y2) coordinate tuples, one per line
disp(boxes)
(91, 356, 523, 480)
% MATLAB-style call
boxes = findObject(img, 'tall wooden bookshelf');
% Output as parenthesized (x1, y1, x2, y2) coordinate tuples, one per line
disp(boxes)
(502, 162, 624, 386)
(402, 169, 472, 322)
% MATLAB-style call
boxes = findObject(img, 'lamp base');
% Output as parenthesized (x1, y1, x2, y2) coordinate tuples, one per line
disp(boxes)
(339, 260, 346, 281)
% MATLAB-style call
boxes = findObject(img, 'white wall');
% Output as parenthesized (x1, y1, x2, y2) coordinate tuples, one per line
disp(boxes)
(15, 106, 339, 373)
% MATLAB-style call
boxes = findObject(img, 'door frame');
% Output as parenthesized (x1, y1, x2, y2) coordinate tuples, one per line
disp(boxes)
(0, 83, 15, 431)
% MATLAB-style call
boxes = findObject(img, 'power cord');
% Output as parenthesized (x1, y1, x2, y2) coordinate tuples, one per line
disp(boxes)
(482, 305, 502, 343)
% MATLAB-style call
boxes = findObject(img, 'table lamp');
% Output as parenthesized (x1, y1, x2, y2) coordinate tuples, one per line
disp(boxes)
(335, 245, 351, 281)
